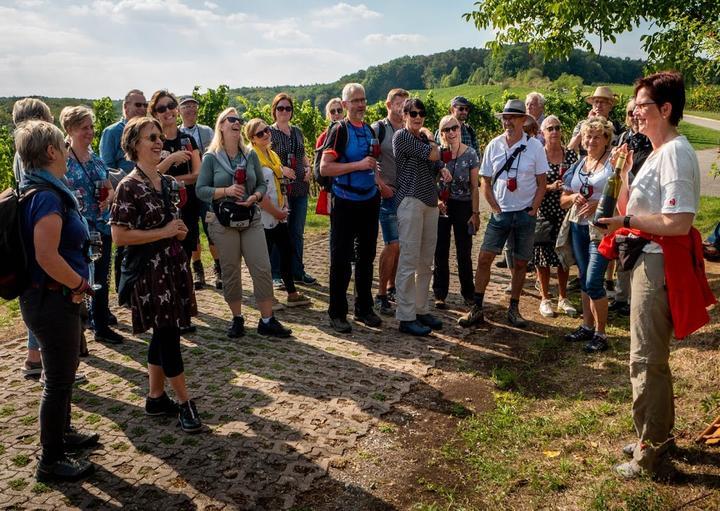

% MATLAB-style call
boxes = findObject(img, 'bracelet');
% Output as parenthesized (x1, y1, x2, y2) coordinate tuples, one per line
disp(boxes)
(623, 215, 633, 228)
(71, 277, 85, 293)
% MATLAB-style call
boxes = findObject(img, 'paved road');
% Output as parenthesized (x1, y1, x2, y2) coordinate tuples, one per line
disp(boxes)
(685, 114, 720, 131)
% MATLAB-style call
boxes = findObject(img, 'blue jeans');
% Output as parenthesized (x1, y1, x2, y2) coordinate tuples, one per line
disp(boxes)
(379, 198, 399, 244)
(27, 329, 39, 350)
(569, 222, 609, 300)
(271, 194, 308, 279)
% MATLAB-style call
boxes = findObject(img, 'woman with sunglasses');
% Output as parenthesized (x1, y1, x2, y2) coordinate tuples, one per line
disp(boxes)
(246, 118, 311, 308)
(314, 98, 343, 154)
(392, 98, 450, 336)
(432, 114, 479, 310)
(533, 115, 578, 319)
(560, 117, 614, 353)
(196, 108, 292, 339)
(269, 93, 316, 286)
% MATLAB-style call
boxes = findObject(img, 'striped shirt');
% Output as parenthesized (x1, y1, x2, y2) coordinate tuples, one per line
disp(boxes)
(393, 128, 441, 208)
(270, 125, 308, 197)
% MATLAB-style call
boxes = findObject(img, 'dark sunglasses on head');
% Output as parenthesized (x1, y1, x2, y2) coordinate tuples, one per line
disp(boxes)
(441, 125, 460, 133)
(154, 101, 178, 114)
(132, 102, 148, 109)
(224, 116, 242, 124)
(253, 127, 271, 138)
(329, 108, 343, 115)
(145, 133, 165, 143)
(276, 105, 293, 113)
(407, 110, 426, 118)
(545, 125, 561, 132)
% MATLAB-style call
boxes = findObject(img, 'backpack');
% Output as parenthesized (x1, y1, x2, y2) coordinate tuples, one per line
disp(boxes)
(313, 120, 348, 192)
(0, 184, 68, 299)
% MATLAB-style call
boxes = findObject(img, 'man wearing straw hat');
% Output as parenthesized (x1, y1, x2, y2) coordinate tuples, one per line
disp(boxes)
(568, 86, 622, 154)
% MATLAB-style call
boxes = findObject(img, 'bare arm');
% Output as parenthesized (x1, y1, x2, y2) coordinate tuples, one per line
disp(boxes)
(320, 151, 376, 177)
(112, 221, 182, 247)
(481, 176, 501, 213)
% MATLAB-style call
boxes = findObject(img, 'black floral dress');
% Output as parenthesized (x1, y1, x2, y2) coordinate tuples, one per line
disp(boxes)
(110, 173, 197, 334)
(533, 149, 578, 268)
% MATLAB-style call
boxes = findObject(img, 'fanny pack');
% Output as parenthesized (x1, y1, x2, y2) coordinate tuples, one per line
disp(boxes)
(616, 235, 650, 271)
(213, 200, 255, 229)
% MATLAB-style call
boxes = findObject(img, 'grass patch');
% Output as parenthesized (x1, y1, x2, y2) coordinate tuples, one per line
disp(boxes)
(31, 482, 51, 494)
(11, 454, 30, 467)
(8, 478, 28, 491)
(678, 120, 720, 150)
(695, 196, 720, 237)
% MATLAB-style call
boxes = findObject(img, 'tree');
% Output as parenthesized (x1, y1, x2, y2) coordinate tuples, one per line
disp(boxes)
(0, 126, 14, 189)
(463, 0, 720, 83)
(192, 85, 230, 127)
(92, 97, 116, 153)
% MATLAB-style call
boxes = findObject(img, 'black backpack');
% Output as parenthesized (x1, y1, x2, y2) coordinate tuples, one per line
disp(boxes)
(313, 120, 348, 192)
(0, 184, 68, 299)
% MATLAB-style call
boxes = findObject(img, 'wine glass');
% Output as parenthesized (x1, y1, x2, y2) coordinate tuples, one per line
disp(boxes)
(440, 146, 452, 164)
(234, 165, 247, 204)
(369, 138, 380, 158)
(94, 179, 111, 206)
(181, 136, 193, 153)
(73, 189, 86, 214)
(438, 183, 450, 218)
(87, 231, 103, 291)
(170, 180, 186, 218)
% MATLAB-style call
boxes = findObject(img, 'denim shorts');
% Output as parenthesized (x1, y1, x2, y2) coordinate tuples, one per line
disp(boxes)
(481, 209, 537, 262)
(379, 198, 399, 244)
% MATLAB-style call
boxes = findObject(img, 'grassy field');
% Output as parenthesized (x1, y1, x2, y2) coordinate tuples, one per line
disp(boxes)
(678, 121, 720, 150)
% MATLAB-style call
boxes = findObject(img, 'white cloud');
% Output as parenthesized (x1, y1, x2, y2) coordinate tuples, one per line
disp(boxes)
(310, 2, 381, 28)
(253, 19, 311, 43)
(363, 33, 425, 45)
(203, 1, 218, 9)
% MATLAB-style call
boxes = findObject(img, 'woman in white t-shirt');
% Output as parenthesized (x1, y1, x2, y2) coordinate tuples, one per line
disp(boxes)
(560, 117, 614, 353)
(597, 72, 700, 479)
(246, 118, 310, 308)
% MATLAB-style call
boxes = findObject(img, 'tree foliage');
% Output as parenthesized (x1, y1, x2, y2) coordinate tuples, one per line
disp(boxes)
(463, 0, 720, 84)
(192, 85, 230, 127)
(0, 126, 14, 189)
(92, 96, 116, 153)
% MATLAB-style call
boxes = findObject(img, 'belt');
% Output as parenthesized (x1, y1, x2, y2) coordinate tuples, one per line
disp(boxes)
(31, 281, 64, 292)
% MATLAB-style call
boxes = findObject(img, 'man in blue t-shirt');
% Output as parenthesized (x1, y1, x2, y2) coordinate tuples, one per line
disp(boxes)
(320, 83, 383, 334)
(99, 89, 147, 172)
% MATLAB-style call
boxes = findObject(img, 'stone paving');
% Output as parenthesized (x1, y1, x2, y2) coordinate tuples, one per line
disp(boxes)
(0, 233, 508, 510)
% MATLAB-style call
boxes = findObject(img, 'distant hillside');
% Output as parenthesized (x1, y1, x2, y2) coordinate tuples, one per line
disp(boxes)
(232, 45, 645, 107)
(0, 97, 121, 128)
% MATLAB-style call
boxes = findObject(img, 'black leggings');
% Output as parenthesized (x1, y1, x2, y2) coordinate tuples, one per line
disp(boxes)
(147, 326, 184, 378)
(265, 223, 297, 294)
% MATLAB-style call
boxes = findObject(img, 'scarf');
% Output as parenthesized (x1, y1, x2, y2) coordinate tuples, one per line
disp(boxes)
(22, 168, 90, 237)
(253, 144, 284, 208)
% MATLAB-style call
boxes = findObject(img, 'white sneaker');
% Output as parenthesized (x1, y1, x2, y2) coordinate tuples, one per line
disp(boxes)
(557, 298, 577, 317)
(539, 299, 555, 318)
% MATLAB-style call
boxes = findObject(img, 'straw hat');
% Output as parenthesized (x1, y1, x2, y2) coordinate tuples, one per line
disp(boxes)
(585, 86, 618, 105)
(494, 99, 533, 120)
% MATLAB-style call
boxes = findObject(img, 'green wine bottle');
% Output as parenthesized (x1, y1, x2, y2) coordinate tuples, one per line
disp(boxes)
(593, 152, 627, 228)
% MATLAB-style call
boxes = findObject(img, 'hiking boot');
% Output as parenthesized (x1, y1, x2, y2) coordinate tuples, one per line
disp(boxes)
(36, 455, 94, 482)
(40, 372, 87, 388)
(329, 316, 352, 334)
(145, 392, 180, 417)
(399, 320, 431, 336)
(416, 313, 443, 330)
(565, 325, 594, 343)
(557, 298, 578, 317)
(63, 426, 99, 449)
(227, 316, 245, 338)
(507, 307, 528, 328)
(375, 295, 394, 316)
(609, 300, 630, 316)
(213, 261, 223, 290)
(257, 316, 292, 337)
(584, 334, 609, 354)
(539, 299, 555, 318)
(192, 260, 205, 290)
(458, 304, 484, 327)
(178, 400, 202, 433)
(22, 360, 43, 379)
(354, 310, 382, 328)
(94, 328, 124, 345)
(286, 293, 311, 307)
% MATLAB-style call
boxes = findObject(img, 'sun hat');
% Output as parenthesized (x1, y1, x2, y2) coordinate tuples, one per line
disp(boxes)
(585, 86, 618, 105)
(494, 99, 533, 120)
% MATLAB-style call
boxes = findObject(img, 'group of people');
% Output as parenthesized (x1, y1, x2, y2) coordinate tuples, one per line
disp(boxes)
(10, 69, 712, 483)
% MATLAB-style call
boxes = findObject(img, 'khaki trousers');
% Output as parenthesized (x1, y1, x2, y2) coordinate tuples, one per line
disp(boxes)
(629, 252, 675, 471)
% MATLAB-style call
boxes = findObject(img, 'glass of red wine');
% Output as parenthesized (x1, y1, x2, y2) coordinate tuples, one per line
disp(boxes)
(94, 179, 111, 205)
(438, 184, 450, 218)
(286, 154, 296, 195)
(234, 164, 247, 204)
(369, 138, 380, 158)
(181, 136, 193, 153)
(440, 146, 452, 164)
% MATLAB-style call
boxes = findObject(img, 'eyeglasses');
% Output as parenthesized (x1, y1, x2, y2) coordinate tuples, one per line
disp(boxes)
(634, 101, 656, 109)
(544, 125, 561, 132)
(329, 108, 343, 115)
(224, 116, 242, 125)
(64, 140, 71, 149)
(275, 105, 293, 113)
(407, 110, 426, 118)
(154, 101, 178, 114)
(143, 133, 165, 143)
(253, 127, 271, 138)
(131, 102, 148, 109)
(626, 111, 634, 116)
(441, 125, 460, 133)
(455, 106, 469, 112)
(349, 97, 367, 105)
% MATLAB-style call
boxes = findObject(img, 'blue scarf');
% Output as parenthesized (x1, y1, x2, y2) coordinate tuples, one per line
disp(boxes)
(22, 169, 90, 237)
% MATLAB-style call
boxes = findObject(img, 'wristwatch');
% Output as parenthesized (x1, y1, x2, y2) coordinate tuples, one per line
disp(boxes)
(623, 215, 633, 228)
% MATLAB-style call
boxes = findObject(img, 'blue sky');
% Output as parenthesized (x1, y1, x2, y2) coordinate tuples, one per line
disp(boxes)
(0, 0, 648, 98)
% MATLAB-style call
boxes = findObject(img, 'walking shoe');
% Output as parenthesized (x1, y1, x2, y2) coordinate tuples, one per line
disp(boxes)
(584, 334, 609, 353)
(416, 313, 443, 330)
(286, 293, 311, 307)
(22, 360, 43, 378)
(622, 438, 674, 458)
(192, 260, 206, 290)
(609, 300, 630, 316)
(271, 298, 285, 311)
(539, 299, 555, 318)
(375, 295, 394, 316)
(354, 310, 382, 328)
(387, 287, 397, 303)
(495, 259, 508, 268)
(94, 328, 124, 345)
(458, 304, 485, 327)
(614, 460, 644, 479)
(399, 320, 432, 336)
(63, 426, 99, 448)
(145, 392, 180, 416)
(227, 316, 245, 338)
(329, 316, 352, 334)
(178, 400, 202, 433)
(257, 316, 292, 337)
(294, 273, 317, 285)
(107, 312, 118, 326)
(273, 278, 286, 291)
(557, 298, 578, 317)
(565, 325, 594, 343)
(180, 324, 197, 335)
(507, 307, 528, 328)
(36, 455, 94, 482)
(40, 372, 87, 387)
(213, 261, 223, 290)
(434, 299, 447, 310)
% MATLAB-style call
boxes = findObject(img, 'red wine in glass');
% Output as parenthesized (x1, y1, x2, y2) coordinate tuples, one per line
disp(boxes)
(369, 138, 380, 158)
(439, 187, 450, 202)
(440, 146, 452, 164)
(181, 136, 193, 153)
(234, 165, 246, 185)
(286, 155, 296, 194)
(178, 185, 187, 208)
(558, 163, 568, 178)
(94, 180, 109, 202)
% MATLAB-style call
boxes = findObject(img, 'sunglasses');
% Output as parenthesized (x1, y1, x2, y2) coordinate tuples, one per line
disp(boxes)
(64, 140, 71, 149)
(455, 106, 469, 112)
(154, 101, 177, 114)
(544, 125, 561, 132)
(144, 133, 165, 143)
(224, 116, 242, 124)
(441, 125, 460, 133)
(329, 108, 343, 115)
(132, 102, 148, 109)
(276, 105, 293, 113)
(253, 127, 271, 138)
(407, 110, 426, 118)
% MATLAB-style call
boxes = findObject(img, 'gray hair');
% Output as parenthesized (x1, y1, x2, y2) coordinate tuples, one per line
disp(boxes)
(540, 115, 561, 130)
(580, 116, 614, 149)
(525, 92, 545, 107)
(59, 105, 94, 134)
(341, 83, 365, 102)
(325, 97, 342, 120)
(14, 120, 65, 171)
(12, 98, 53, 126)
